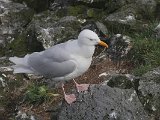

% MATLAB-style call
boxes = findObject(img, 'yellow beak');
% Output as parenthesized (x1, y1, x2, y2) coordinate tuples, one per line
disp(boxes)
(98, 40, 108, 48)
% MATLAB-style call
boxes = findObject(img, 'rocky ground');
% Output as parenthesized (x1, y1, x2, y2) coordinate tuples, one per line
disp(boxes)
(0, 0, 160, 120)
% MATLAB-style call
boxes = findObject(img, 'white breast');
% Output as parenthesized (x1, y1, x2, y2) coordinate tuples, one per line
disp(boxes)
(64, 55, 92, 80)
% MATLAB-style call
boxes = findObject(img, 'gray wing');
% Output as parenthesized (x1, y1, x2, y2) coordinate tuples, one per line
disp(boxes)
(28, 43, 76, 78)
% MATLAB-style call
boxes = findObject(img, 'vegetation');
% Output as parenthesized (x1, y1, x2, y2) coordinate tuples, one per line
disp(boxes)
(25, 84, 59, 104)
(128, 21, 160, 76)
(25, 84, 48, 104)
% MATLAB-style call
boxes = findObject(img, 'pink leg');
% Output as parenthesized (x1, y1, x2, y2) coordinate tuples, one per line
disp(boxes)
(73, 79, 90, 92)
(61, 83, 76, 104)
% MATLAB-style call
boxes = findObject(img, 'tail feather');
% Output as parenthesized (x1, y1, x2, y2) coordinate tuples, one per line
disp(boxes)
(9, 54, 34, 74)
(9, 54, 29, 65)
(12, 65, 34, 74)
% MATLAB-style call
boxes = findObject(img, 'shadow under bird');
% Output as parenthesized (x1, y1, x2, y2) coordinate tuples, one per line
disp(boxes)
(9, 29, 108, 104)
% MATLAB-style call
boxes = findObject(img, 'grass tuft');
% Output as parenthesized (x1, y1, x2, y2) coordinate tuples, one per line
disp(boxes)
(128, 21, 160, 76)
(25, 84, 48, 104)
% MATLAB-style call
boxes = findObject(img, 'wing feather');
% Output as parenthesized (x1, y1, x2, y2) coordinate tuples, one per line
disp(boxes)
(28, 43, 76, 78)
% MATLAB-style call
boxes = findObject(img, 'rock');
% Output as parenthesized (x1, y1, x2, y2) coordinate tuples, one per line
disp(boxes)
(57, 83, 149, 120)
(107, 34, 132, 63)
(136, 0, 156, 20)
(107, 74, 133, 89)
(104, 7, 140, 33)
(12, 0, 50, 12)
(0, 0, 34, 56)
(104, 0, 157, 32)
(104, 0, 156, 19)
(138, 67, 160, 119)
(105, 0, 135, 13)
(27, 11, 82, 49)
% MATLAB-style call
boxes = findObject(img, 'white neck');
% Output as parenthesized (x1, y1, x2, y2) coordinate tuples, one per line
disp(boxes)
(66, 40, 95, 58)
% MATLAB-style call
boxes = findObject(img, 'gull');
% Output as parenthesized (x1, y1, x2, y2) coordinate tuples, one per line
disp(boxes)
(9, 29, 108, 104)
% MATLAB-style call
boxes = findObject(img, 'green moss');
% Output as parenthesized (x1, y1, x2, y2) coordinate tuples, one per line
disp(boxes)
(87, 9, 94, 17)
(67, 5, 86, 16)
(107, 75, 133, 89)
(6, 30, 43, 56)
(6, 33, 28, 56)
(87, 8, 104, 19)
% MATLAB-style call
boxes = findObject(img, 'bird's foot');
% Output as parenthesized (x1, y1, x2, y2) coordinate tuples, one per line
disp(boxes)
(73, 79, 90, 92)
(62, 83, 76, 104)
(64, 94, 76, 104)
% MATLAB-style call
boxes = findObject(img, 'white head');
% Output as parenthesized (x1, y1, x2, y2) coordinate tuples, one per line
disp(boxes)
(78, 29, 108, 48)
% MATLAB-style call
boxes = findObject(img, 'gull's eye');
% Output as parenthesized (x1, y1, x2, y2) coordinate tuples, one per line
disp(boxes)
(89, 38, 94, 41)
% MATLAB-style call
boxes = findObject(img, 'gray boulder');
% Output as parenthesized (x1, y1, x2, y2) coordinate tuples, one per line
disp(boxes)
(104, 0, 157, 32)
(107, 34, 132, 64)
(138, 67, 160, 119)
(57, 83, 149, 120)
(0, 0, 34, 55)
(27, 11, 82, 49)
(104, 7, 140, 33)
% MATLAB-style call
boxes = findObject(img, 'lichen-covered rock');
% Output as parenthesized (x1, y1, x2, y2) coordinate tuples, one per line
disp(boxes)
(57, 83, 149, 120)
(27, 10, 82, 49)
(0, 0, 34, 56)
(104, 0, 157, 32)
(138, 67, 160, 119)
(104, 6, 144, 33)
(107, 34, 132, 62)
